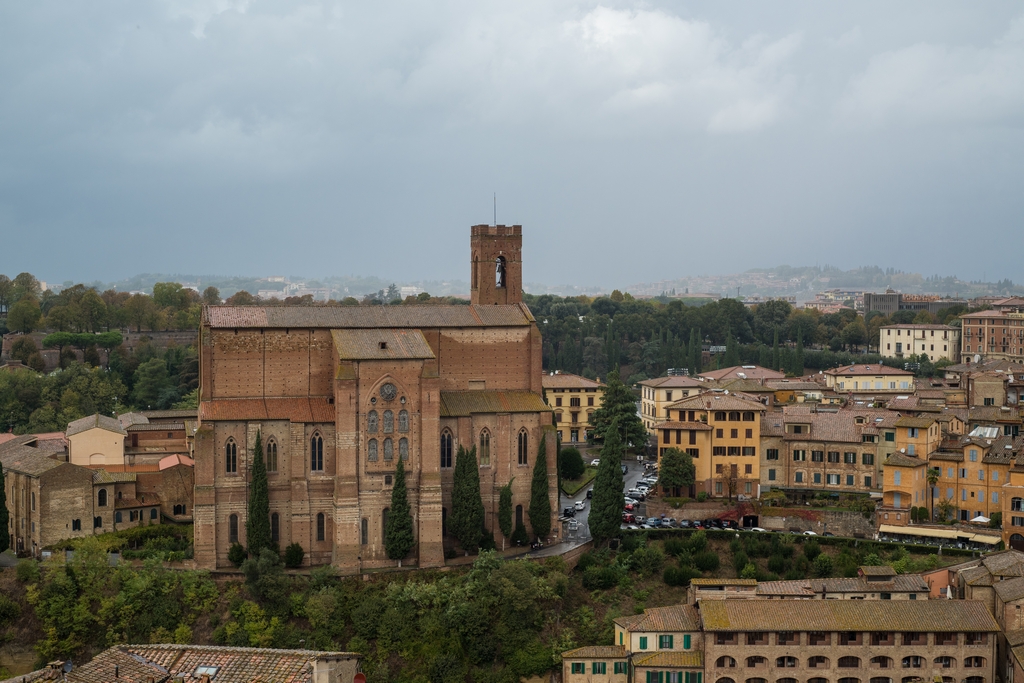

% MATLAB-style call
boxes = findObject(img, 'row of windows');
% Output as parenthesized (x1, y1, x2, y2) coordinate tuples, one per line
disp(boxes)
(714, 677, 983, 683)
(440, 429, 529, 468)
(367, 410, 409, 433)
(713, 632, 986, 646)
(569, 662, 629, 675)
(715, 656, 985, 669)
(227, 511, 329, 545)
(367, 437, 409, 461)
(713, 411, 757, 422)
(634, 634, 692, 650)
(553, 396, 595, 407)
(789, 451, 874, 465)
(773, 471, 871, 488)
(714, 428, 755, 439)
(225, 434, 326, 473)
(712, 447, 758, 456)
(837, 381, 912, 390)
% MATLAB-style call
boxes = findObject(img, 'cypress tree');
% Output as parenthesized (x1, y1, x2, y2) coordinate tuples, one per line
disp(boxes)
(0, 462, 9, 553)
(385, 458, 415, 565)
(498, 480, 514, 541)
(724, 331, 739, 367)
(796, 331, 805, 376)
(528, 435, 552, 541)
(692, 329, 702, 374)
(589, 418, 625, 545)
(772, 328, 780, 371)
(590, 370, 647, 449)
(246, 430, 271, 553)
(451, 445, 484, 554)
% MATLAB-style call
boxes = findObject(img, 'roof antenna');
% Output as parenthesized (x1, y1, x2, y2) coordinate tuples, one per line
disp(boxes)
(493, 192, 496, 226)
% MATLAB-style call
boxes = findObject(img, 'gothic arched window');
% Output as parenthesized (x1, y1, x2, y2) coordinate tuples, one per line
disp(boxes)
(399, 437, 409, 460)
(517, 429, 528, 466)
(368, 439, 378, 461)
(479, 429, 491, 466)
(98, 488, 107, 507)
(225, 439, 238, 473)
(316, 512, 326, 542)
(229, 514, 239, 544)
(361, 518, 368, 545)
(383, 438, 394, 461)
(383, 410, 394, 433)
(271, 513, 280, 543)
(266, 438, 278, 472)
(441, 430, 453, 468)
(367, 410, 378, 433)
(398, 410, 409, 432)
(310, 433, 324, 471)
(496, 256, 507, 288)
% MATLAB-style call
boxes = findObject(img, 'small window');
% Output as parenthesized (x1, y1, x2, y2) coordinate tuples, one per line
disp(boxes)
(440, 430, 453, 468)
(93, 516, 102, 529)
(271, 513, 280, 543)
(72, 519, 81, 531)
(361, 518, 368, 545)
(98, 488, 108, 507)
(316, 512, 326, 542)
(518, 429, 529, 465)
(383, 438, 394, 461)
(225, 438, 238, 473)
(383, 410, 394, 433)
(399, 437, 409, 461)
(479, 430, 491, 466)
(398, 410, 409, 432)
(229, 513, 239, 544)
(311, 433, 324, 471)
(368, 438, 379, 461)
(150, 508, 157, 520)
(368, 410, 379, 433)
(115, 511, 123, 523)
(266, 438, 278, 472)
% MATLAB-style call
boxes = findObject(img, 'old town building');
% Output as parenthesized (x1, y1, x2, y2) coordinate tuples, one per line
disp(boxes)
(192, 226, 558, 571)
(960, 307, 1024, 366)
(542, 371, 605, 444)
(820, 364, 916, 395)
(640, 376, 706, 434)
(880, 324, 960, 363)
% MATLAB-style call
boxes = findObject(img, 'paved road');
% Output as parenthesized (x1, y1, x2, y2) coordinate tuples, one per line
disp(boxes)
(560, 457, 652, 537)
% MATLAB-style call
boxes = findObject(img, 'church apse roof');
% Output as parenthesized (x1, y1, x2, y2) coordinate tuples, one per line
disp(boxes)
(332, 329, 435, 360)
(440, 390, 550, 416)
(204, 304, 534, 329)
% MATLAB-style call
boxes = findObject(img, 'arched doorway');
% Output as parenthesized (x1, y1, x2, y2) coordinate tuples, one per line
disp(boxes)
(1011, 534, 1024, 551)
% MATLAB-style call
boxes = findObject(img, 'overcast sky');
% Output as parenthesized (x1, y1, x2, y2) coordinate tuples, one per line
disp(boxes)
(1, 1, 1022, 288)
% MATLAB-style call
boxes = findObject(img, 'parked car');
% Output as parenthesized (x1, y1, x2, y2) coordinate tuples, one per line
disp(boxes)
(627, 488, 646, 499)
(749, 527, 767, 532)
(623, 497, 638, 506)
(574, 500, 585, 511)
(562, 507, 575, 518)
(679, 520, 691, 528)
(622, 513, 636, 524)
(586, 488, 593, 499)
(663, 518, 678, 528)
(624, 502, 637, 512)
(621, 464, 628, 475)
(590, 458, 601, 466)
(803, 530, 818, 536)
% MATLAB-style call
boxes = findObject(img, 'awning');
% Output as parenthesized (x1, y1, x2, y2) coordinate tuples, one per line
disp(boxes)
(970, 515, 991, 524)
(878, 524, 1001, 545)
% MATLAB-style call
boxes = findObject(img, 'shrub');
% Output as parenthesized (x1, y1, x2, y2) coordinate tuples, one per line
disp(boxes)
(693, 551, 719, 572)
(767, 554, 787, 574)
(228, 543, 247, 567)
(16, 559, 39, 583)
(664, 538, 687, 557)
(510, 522, 529, 547)
(582, 565, 622, 590)
(284, 543, 305, 568)
(803, 540, 821, 561)
(0, 594, 21, 626)
(732, 551, 749, 574)
(814, 553, 834, 577)
(740, 562, 758, 579)
(629, 545, 665, 577)
(688, 530, 708, 553)
(663, 564, 702, 587)
(576, 551, 598, 572)
(696, 491, 708, 502)
(559, 447, 586, 480)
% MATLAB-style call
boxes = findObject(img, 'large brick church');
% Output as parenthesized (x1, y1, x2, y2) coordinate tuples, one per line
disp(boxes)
(193, 225, 558, 571)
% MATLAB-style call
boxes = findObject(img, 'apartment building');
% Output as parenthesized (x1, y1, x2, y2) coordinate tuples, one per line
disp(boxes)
(960, 309, 1024, 365)
(542, 371, 605, 444)
(863, 290, 967, 316)
(880, 324, 960, 363)
(821, 364, 915, 394)
(759, 407, 898, 496)
(656, 392, 766, 499)
(640, 376, 706, 433)
(930, 431, 1019, 523)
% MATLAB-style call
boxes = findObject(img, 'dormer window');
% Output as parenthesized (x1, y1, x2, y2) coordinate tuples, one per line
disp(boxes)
(379, 342, 388, 350)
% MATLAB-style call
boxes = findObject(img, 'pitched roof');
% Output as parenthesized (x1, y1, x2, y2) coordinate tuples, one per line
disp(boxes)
(63, 644, 360, 683)
(633, 651, 704, 668)
(884, 453, 927, 467)
(118, 412, 150, 427)
(92, 470, 137, 484)
(691, 578, 758, 586)
(199, 398, 335, 423)
(969, 406, 1020, 422)
(859, 565, 897, 577)
(698, 365, 785, 381)
(66, 413, 126, 437)
(638, 376, 705, 389)
(0, 437, 68, 476)
(542, 372, 605, 389)
(895, 416, 937, 429)
(204, 303, 534, 329)
(439, 391, 550, 417)
(824, 364, 914, 376)
(667, 392, 768, 413)
(331, 328, 435, 360)
(561, 645, 628, 659)
(657, 421, 713, 431)
(981, 550, 1024, 576)
(127, 421, 186, 432)
(699, 598, 998, 632)
(159, 454, 195, 470)
(115, 495, 160, 509)
(994, 576, 1024, 603)
(612, 604, 699, 632)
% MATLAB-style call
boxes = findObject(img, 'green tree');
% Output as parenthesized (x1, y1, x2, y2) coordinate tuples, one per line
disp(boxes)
(926, 467, 940, 522)
(0, 462, 9, 553)
(498, 481, 514, 542)
(202, 286, 222, 305)
(559, 447, 585, 480)
(247, 431, 271, 554)
(723, 331, 740, 367)
(771, 327, 780, 371)
(8, 296, 41, 333)
(385, 459, 415, 565)
(132, 357, 171, 408)
(451, 445, 484, 554)
(589, 418, 625, 545)
(590, 370, 647, 450)
(528, 435, 551, 540)
(814, 552, 834, 577)
(658, 448, 695, 497)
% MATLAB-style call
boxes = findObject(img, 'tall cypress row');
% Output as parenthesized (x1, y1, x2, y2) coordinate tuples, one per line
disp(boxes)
(528, 435, 551, 540)
(451, 445, 484, 554)
(247, 430, 271, 553)
(589, 418, 625, 545)
(0, 462, 9, 553)
(498, 480, 514, 541)
(385, 458, 415, 565)
(772, 328, 780, 371)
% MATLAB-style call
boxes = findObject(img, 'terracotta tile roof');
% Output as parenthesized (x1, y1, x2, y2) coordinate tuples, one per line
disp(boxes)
(331, 328, 435, 360)
(824, 364, 914, 376)
(760, 416, 785, 437)
(127, 422, 185, 432)
(667, 392, 767, 413)
(859, 565, 897, 577)
(764, 381, 824, 391)
(639, 376, 705, 388)
(994, 576, 1024, 603)
(118, 412, 151, 427)
(633, 651, 704, 668)
(698, 365, 785, 381)
(542, 372, 605, 389)
(561, 645, 628, 659)
(880, 323, 958, 330)
(895, 416, 937, 428)
(657, 421, 713, 431)
(613, 604, 699, 633)
(159, 454, 195, 470)
(886, 396, 920, 411)
(115, 495, 160, 509)
(92, 470, 138, 484)
(140, 409, 199, 420)
(710, 378, 777, 393)
(929, 450, 964, 462)
(691, 579, 758, 586)
(439, 390, 550, 416)
(960, 565, 995, 586)
(885, 453, 926, 467)
(67, 413, 126, 437)
(204, 304, 534, 329)
(969, 406, 1020, 422)
(199, 398, 334, 423)
(982, 551, 1024, 576)
(699, 598, 998, 632)
(64, 644, 360, 683)
(0, 438, 67, 476)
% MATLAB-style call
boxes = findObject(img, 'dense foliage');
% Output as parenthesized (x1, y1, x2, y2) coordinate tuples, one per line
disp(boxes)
(589, 370, 647, 448)
(528, 435, 552, 541)
(588, 420, 625, 545)
(0, 462, 9, 552)
(558, 447, 585, 481)
(451, 446, 484, 554)
(385, 459, 415, 564)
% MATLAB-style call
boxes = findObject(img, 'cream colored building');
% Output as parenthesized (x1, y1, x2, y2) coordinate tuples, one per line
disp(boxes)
(542, 371, 605, 444)
(66, 414, 126, 468)
(880, 324, 960, 363)
(820, 363, 916, 394)
(639, 376, 705, 433)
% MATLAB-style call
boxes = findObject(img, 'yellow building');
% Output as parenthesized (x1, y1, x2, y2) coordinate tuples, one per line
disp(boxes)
(879, 451, 927, 525)
(821, 363, 916, 394)
(880, 324, 961, 363)
(656, 391, 766, 499)
(639, 376, 704, 434)
(931, 431, 1014, 522)
(542, 371, 605, 444)
(894, 415, 942, 458)
(66, 414, 126, 468)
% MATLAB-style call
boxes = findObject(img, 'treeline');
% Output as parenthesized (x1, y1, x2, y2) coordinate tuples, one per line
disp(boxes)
(526, 292, 966, 383)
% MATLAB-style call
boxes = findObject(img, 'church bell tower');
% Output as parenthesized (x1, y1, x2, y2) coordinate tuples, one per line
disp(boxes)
(470, 224, 522, 306)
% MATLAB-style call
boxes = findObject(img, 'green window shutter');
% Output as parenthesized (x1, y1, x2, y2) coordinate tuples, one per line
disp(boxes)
(696, 672, 703, 683)
(620, 631, 623, 645)
(640, 636, 648, 650)
(646, 672, 652, 683)
(685, 671, 691, 683)
(683, 634, 691, 649)
(668, 635, 674, 648)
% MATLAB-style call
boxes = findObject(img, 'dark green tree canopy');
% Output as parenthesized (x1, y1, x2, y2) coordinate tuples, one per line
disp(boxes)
(558, 447, 585, 480)
(385, 459, 415, 563)
(590, 370, 647, 450)
(528, 435, 551, 540)
(247, 431, 271, 554)
(658, 448, 695, 496)
(589, 418, 625, 545)
(451, 445, 484, 553)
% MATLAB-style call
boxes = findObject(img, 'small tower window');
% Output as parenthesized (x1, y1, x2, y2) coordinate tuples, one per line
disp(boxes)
(518, 429, 528, 465)
(265, 438, 278, 472)
(225, 439, 237, 474)
(383, 438, 394, 461)
(496, 256, 507, 288)
(479, 429, 491, 466)
(441, 430, 453, 468)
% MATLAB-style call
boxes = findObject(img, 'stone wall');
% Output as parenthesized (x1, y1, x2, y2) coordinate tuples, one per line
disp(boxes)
(759, 508, 877, 537)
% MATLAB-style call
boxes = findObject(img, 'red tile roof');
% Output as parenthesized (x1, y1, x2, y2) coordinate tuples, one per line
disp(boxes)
(199, 398, 334, 423)
(204, 303, 534, 329)
(541, 372, 605, 389)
